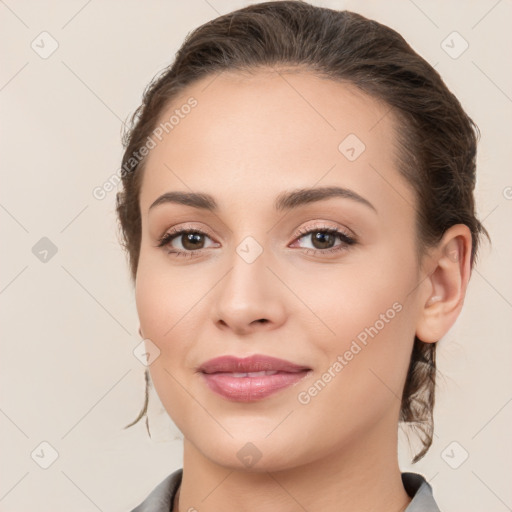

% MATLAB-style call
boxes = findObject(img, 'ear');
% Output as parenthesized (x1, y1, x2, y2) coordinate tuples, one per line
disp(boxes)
(415, 224, 472, 343)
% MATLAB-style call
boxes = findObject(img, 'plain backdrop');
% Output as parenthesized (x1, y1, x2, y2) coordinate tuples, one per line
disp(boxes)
(1, 1, 511, 511)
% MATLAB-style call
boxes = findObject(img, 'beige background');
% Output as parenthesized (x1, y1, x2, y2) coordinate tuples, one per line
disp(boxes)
(1, 0, 511, 510)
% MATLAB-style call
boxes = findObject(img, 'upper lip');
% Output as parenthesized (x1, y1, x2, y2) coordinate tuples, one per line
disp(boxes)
(198, 354, 311, 374)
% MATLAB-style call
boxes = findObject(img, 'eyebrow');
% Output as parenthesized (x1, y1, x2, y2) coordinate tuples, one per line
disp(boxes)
(148, 186, 377, 214)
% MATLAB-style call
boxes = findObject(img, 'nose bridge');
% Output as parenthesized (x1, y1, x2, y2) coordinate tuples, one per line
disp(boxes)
(222, 234, 271, 306)
(212, 230, 285, 331)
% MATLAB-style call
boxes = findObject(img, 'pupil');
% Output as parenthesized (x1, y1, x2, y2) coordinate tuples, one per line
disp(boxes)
(183, 233, 203, 250)
(313, 231, 334, 249)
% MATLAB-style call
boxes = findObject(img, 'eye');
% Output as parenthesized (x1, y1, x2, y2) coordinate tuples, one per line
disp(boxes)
(156, 226, 218, 258)
(291, 224, 357, 256)
(156, 223, 357, 258)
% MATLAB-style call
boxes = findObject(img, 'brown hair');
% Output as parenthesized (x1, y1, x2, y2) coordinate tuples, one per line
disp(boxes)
(117, 0, 489, 462)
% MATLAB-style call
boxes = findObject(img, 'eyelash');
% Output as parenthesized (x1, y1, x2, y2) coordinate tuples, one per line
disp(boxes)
(156, 224, 357, 259)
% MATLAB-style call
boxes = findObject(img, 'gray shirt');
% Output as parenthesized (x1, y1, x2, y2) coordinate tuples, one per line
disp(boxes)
(130, 468, 441, 511)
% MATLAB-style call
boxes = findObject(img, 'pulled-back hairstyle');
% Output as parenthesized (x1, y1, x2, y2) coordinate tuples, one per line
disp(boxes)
(116, 0, 488, 462)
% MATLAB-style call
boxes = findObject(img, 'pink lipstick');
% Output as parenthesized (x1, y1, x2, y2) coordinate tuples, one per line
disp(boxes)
(198, 354, 311, 401)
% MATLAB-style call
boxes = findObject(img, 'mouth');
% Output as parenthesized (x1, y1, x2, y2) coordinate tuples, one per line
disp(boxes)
(198, 354, 311, 401)
(220, 370, 282, 377)
(198, 354, 311, 374)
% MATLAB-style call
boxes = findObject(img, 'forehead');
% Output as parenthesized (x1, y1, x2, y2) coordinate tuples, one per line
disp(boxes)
(139, 69, 414, 219)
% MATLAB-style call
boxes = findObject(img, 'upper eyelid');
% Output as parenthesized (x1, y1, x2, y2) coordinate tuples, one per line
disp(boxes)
(295, 222, 355, 237)
(166, 222, 348, 236)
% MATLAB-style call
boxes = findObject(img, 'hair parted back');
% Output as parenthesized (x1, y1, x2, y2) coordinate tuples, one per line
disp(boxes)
(116, 0, 489, 463)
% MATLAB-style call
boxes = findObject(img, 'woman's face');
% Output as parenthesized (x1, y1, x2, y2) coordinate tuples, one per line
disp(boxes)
(135, 70, 428, 471)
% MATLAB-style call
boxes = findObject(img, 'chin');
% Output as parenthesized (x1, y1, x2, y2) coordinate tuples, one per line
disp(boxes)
(187, 430, 313, 473)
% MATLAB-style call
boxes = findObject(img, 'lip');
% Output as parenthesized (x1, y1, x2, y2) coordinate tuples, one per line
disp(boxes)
(199, 354, 311, 374)
(198, 355, 311, 402)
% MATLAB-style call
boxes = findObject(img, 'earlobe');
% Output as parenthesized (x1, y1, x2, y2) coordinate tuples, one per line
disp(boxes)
(415, 225, 472, 343)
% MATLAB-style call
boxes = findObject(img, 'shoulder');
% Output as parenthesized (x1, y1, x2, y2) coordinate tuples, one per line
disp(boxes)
(402, 472, 442, 512)
(129, 468, 183, 512)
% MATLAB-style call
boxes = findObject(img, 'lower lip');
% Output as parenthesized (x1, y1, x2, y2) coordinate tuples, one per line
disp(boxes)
(201, 371, 310, 401)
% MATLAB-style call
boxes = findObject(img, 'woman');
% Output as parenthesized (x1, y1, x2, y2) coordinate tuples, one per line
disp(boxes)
(116, 1, 488, 510)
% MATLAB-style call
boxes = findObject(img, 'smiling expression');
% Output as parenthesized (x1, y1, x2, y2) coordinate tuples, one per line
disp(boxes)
(134, 69, 427, 470)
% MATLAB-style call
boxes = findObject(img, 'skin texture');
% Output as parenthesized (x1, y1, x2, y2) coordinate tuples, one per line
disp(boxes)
(135, 69, 472, 512)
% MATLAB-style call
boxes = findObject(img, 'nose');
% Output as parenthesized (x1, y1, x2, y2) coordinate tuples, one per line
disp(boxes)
(212, 246, 286, 336)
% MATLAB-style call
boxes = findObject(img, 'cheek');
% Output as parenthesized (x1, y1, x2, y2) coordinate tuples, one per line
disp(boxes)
(135, 261, 196, 431)
(301, 245, 416, 349)
(301, 244, 418, 400)
(135, 271, 168, 340)
(134, 252, 210, 387)
(135, 249, 196, 338)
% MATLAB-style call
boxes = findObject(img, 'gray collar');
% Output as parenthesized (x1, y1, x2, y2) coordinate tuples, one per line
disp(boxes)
(131, 469, 440, 511)
(402, 472, 441, 511)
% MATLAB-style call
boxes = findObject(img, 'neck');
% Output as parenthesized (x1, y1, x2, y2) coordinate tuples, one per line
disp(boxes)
(175, 420, 411, 512)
